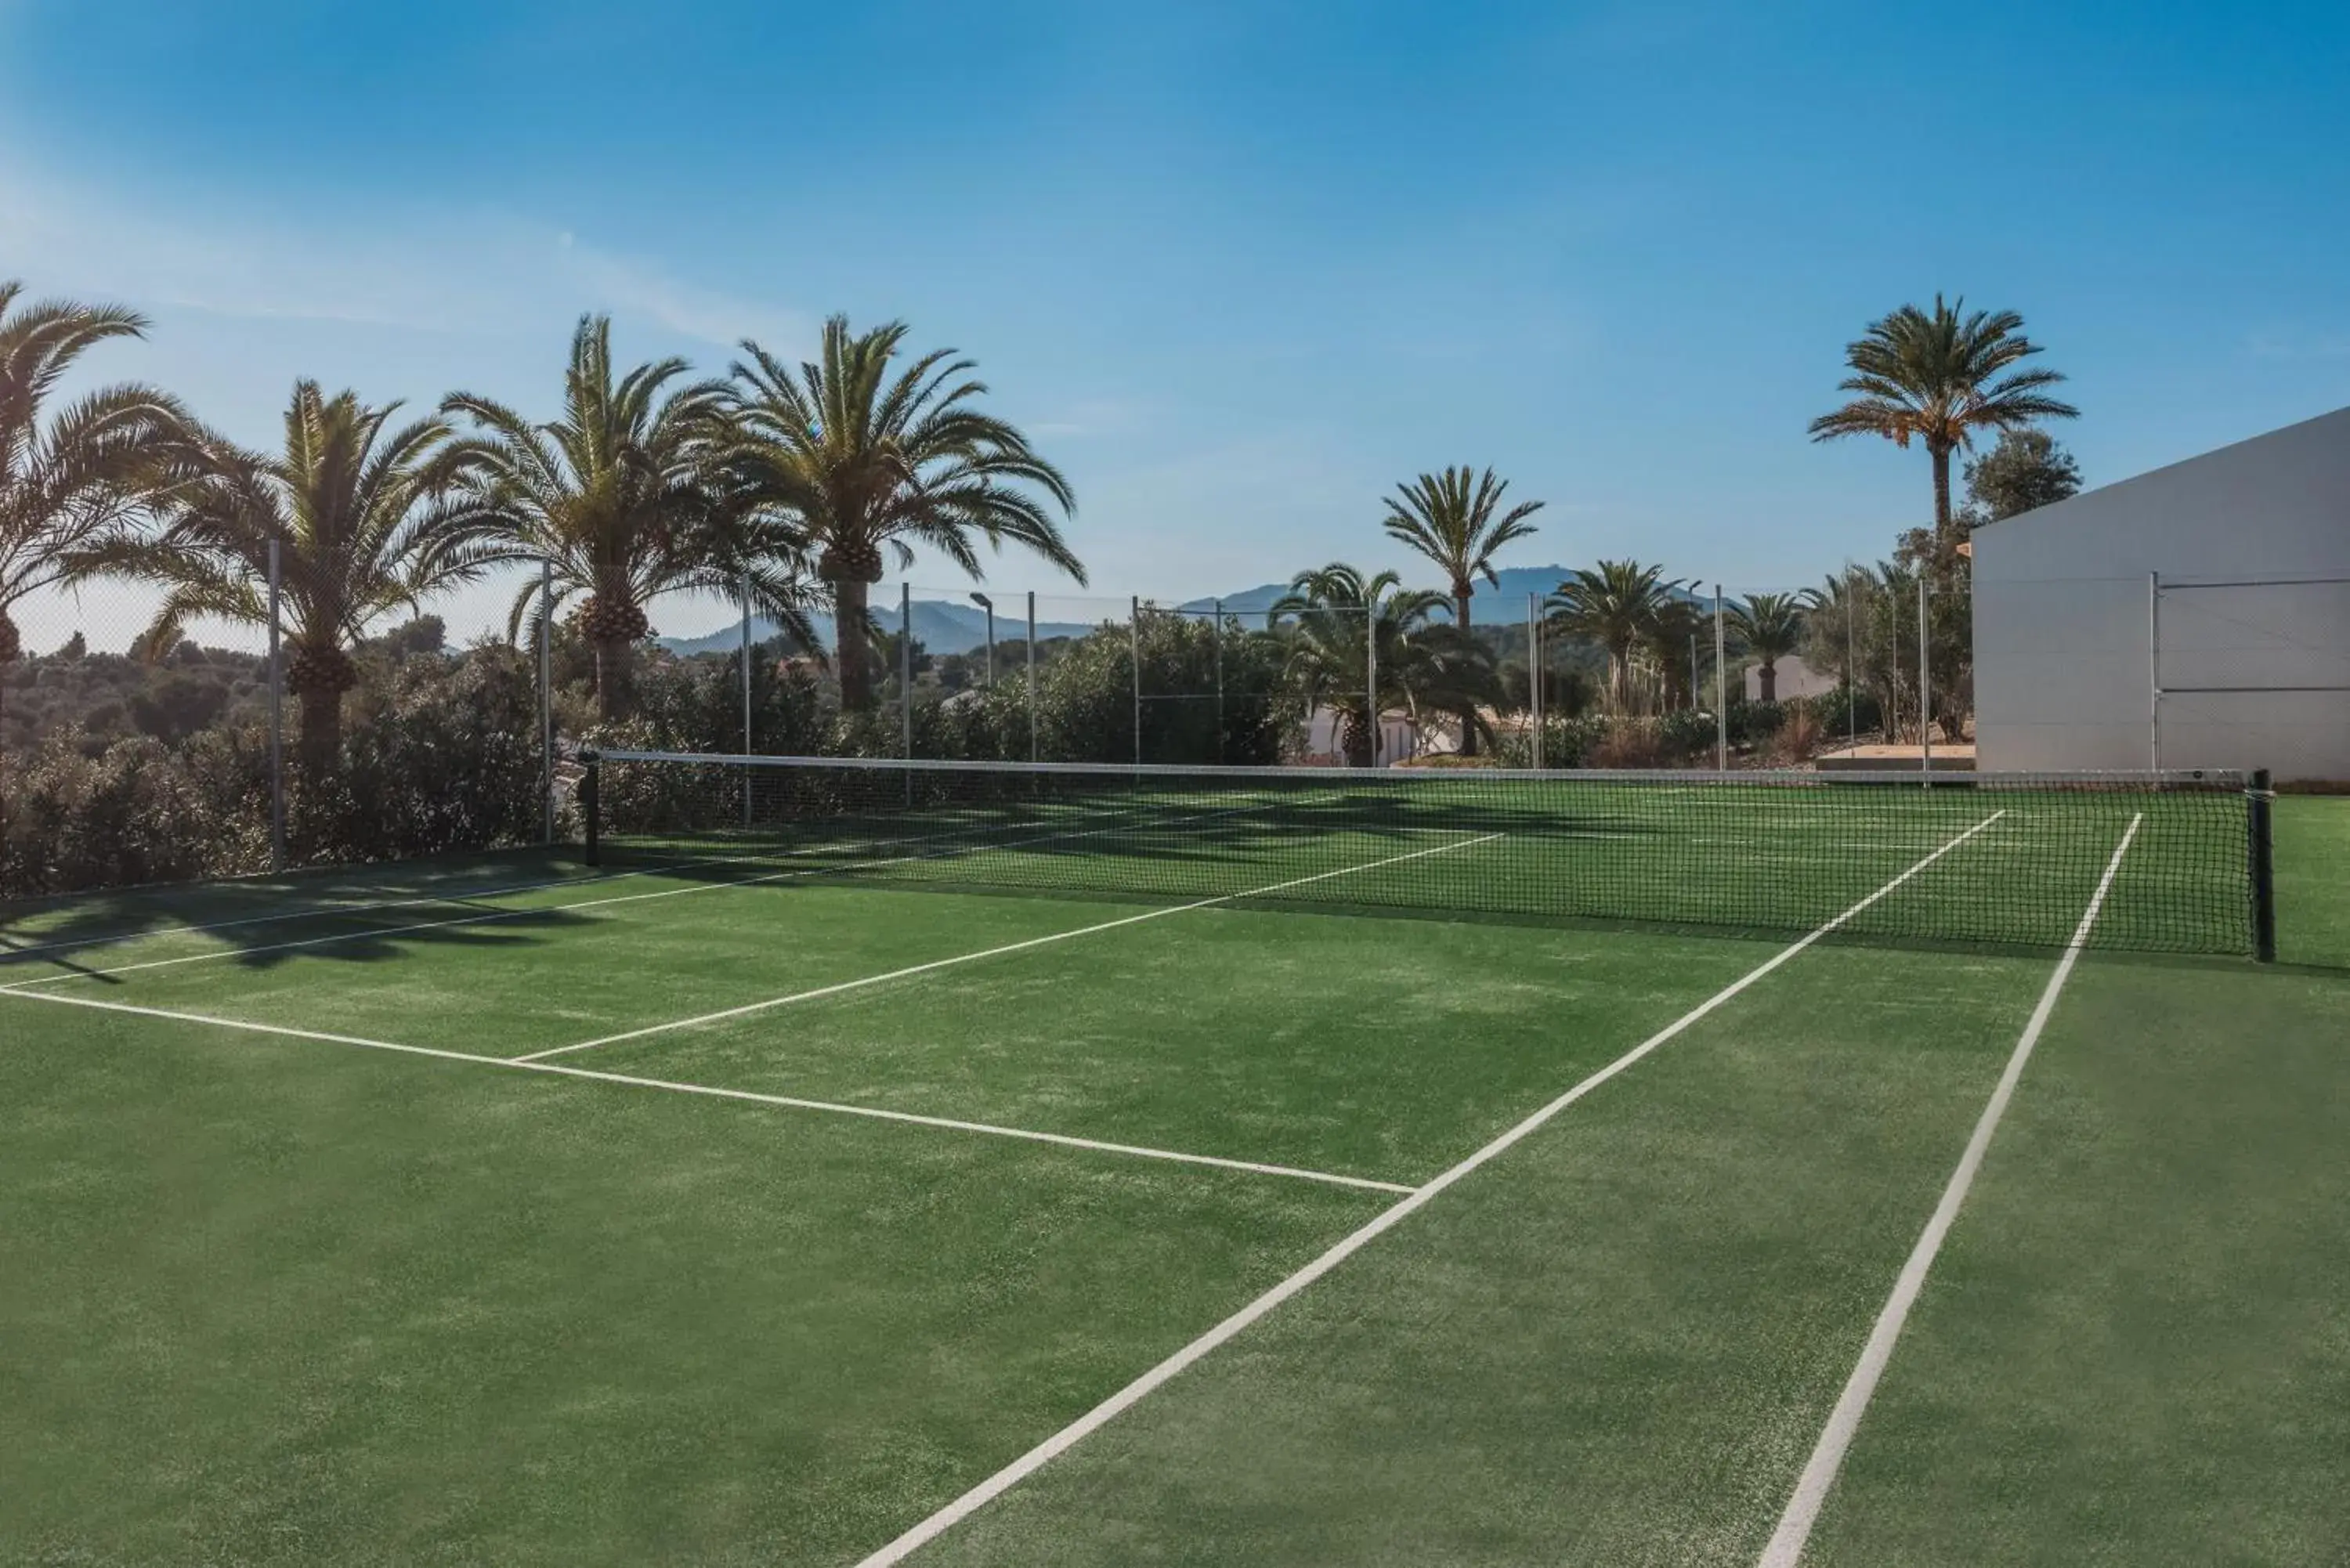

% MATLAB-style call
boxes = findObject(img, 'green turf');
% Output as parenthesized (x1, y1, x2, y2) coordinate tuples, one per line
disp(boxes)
(1, 794, 2337, 1566)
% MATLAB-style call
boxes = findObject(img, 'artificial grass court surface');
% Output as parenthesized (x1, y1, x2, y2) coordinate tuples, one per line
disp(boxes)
(0, 797, 2342, 1565)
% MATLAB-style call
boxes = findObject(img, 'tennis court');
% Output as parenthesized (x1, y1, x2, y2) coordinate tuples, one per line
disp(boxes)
(2, 765, 2343, 1566)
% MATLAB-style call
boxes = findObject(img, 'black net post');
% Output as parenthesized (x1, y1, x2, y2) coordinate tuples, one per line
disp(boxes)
(580, 751, 602, 868)
(2249, 767, 2276, 963)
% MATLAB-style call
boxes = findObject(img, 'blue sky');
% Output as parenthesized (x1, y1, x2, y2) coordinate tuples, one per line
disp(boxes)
(3, 0, 2346, 640)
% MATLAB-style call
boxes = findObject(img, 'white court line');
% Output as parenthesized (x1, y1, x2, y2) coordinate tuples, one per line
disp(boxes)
(0, 803, 1261, 994)
(0, 988, 1412, 1196)
(1753, 811, 2141, 1568)
(848, 809, 2009, 1568)
(517, 832, 1510, 1062)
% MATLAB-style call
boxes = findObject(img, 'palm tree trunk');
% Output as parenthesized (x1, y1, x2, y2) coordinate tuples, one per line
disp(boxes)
(1759, 659, 1777, 703)
(1454, 580, 1477, 758)
(1930, 443, 1954, 534)
(591, 638, 633, 721)
(834, 579, 873, 711)
(1340, 706, 1372, 768)
(296, 685, 341, 774)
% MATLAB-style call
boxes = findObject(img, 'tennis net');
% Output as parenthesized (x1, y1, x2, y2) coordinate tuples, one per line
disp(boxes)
(578, 750, 2272, 957)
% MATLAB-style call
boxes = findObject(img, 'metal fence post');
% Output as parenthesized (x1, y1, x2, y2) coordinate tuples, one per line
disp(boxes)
(1527, 592, 1542, 769)
(899, 582, 913, 761)
(1025, 590, 1038, 763)
(1366, 598, 1379, 768)
(2149, 570, 2162, 771)
(740, 569, 754, 826)
(1846, 567, 1857, 750)
(1712, 583, 1726, 771)
(1213, 597, 1224, 764)
(1918, 576, 1932, 785)
(1130, 595, 1142, 767)
(539, 557, 553, 845)
(266, 538, 286, 873)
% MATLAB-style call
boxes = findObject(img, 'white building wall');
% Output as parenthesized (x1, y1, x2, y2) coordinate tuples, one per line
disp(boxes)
(1971, 406, 2350, 782)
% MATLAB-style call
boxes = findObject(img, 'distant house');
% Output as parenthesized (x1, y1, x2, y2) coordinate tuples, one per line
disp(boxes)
(1971, 406, 2350, 781)
(1744, 654, 1838, 704)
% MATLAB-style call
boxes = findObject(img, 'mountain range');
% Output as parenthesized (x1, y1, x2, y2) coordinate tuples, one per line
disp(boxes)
(659, 565, 1622, 658)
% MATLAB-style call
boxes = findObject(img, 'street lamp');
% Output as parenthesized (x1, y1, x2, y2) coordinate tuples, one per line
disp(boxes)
(969, 592, 995, 687)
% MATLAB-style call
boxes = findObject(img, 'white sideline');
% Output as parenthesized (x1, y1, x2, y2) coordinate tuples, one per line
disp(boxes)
(0, 988, 1413, 1196)
(0, 803, 1258, 993)
(517, 832, 1510, 1063)
(848, 809, 2009, 1568)
(1752, 811, 2142, 1568)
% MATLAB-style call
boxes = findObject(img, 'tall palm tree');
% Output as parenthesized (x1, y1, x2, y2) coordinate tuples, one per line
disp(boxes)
(722, 316, 1081, 711)
(0, 283, 187, 672)
(1727, 591, 1806, 702)
(1545, 560, 1682, 713)
(1271, 563, 1481, 765)
(1642, 595, 1710, 713)
(1809, 294, 2077, 535)
(1379, 465, 1542, 756)
(444, 315, 808, 720)
(94, 381, 490, 772)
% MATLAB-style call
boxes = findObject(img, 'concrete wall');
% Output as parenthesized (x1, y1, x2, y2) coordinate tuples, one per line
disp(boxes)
(1971, 406, 2350, 781)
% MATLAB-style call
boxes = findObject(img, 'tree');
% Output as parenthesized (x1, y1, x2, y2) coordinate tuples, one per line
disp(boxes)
(1545, 560, 1682, 713)
(1963, 427, 2082, 522)
(444, 315, 809, 721)
(1642, 595, 1710, 713)
(722, 316, 1081, 711)
(1379, 464, 1542, 755)
(0, 283, 187, 670)
(1809, 294, 2078, 535)
(1271, 564, 1484, 765)
(95, 381, 490, 772)
(1727, 591, 1806, 702)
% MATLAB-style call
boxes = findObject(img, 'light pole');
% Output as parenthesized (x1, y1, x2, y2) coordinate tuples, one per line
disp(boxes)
(969, 592, 995, 687)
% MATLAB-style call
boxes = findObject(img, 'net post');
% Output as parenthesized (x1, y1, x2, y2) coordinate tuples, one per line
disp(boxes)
(266, 537, 286, 874)
(580, 751, 601, 867)
(1025, 591, 1037, 763)
(2250, 767, 2276, 963)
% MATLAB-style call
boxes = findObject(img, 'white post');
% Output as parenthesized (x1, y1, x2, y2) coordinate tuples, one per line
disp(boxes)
(266, 538, 285, 873)
(1366, 598, 1379, 767)
(984, 602, 996, 687)
(1026, 591, 1038, 764)
(2149, 570, 2162, 771)
(539, 557, 553, 845)
(1846, 569, 1857, 750)
(1130, 596, 1142, 768)
(899, 582, 913, 760)
(1918, 576, 1932, 785)
(1712, 583, 1726, 771)
(1689, 634, 1697, 713)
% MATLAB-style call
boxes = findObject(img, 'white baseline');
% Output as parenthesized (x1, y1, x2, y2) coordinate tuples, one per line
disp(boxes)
(848, 809, 2008, 1568)
(1752, 811, 2141, 1568)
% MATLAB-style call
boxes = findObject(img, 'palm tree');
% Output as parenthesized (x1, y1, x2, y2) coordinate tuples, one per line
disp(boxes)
(1809, 294, 2077, 535)
(1545, 560, 1682, 713)
(722, 316, 1081, 711)
(1642, 595, 1710, 713)
(0, 284, 187, 672)
(1271, 564, 1484, 765)
(1728, 591, 1806, 702)
(95, 381, 489, 772)
(444, 315, 808, 720)
(1379, 465, 1542, 756)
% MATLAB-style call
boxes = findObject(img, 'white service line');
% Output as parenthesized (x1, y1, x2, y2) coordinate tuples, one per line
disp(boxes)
(517, 832, 1510, 1062)
(0, 988, 1412, 1197)
(1752, 811, 2142, 1568)
(0, 803, 1259, 994)
(848, 809, 2009, 1568)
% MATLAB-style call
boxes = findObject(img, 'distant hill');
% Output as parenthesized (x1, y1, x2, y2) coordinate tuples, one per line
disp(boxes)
(1177, 565, 1590, 623)
(658, 598, 1099, 658)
